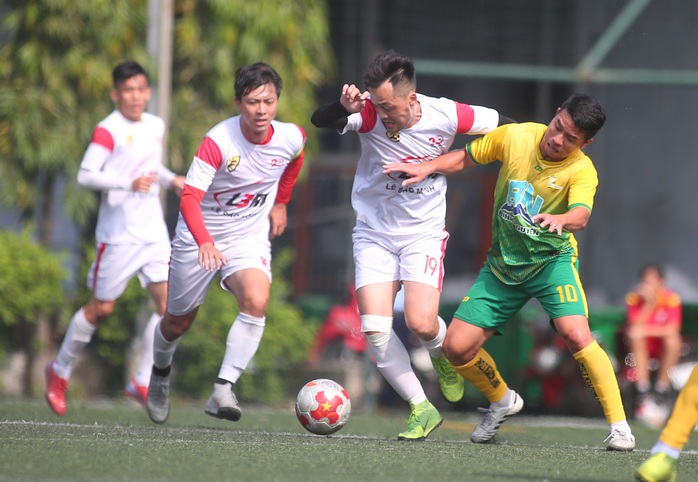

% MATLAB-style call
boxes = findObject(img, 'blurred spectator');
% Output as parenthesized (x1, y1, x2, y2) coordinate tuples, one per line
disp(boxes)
(625, 263, 682, 425)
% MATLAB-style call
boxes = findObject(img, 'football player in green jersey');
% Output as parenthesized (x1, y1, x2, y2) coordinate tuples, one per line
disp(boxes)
(384, 94, 635, 451)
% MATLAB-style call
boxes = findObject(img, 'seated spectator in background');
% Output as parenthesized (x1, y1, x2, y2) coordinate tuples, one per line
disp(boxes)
(625, 263, 682, 423)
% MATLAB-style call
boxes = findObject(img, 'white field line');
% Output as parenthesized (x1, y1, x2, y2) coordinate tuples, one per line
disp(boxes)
(2, 419, 698, 454)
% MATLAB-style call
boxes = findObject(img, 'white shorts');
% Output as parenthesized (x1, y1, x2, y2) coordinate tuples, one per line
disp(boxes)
(166, 234, 272, 316)
(87, 241, 171, 301)
(352, 222, 449, 290)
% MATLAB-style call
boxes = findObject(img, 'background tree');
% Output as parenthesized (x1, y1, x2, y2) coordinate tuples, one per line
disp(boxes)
(167, 0, 334, 172)
(0, 230, 66, 396)
(0, 0, 151, 243)
(0, 0, 151, 396)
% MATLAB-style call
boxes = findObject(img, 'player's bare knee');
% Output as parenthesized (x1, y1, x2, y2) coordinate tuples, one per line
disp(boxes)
(237, 295, 268, 318)
(85, 299, 115, 321)
(442, 336, 476, 366)
(409, 324, 438, 341)
(162, 314, 193, 338)
(154, 303, 167, 317)
(561, 332, 595, 353)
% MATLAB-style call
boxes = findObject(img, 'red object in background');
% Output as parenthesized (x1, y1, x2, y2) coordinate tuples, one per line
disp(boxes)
(616, 326, 673, 382)
(309, 285, 366, 364)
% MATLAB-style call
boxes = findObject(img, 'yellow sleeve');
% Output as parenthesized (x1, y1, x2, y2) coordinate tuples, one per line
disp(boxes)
(568, 159, 598, 212)
(466, 124, 511, 166)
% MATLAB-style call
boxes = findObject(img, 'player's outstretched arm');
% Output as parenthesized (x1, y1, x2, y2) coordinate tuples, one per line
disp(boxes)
(311, 84, 369, 129)
(383, 149, 475, 186)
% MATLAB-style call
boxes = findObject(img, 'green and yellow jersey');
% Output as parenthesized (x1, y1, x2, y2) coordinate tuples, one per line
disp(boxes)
(466, 122, 598, 284)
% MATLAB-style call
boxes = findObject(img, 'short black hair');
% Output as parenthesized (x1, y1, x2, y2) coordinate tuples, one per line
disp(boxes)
(112, 61, 149, 88)
(234, 62, 282, 100)
(559, 93, 606, 140)
(363, 49, 416, 92)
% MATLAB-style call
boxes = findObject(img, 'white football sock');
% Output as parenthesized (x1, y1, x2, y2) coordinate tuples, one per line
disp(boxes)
(651, 441, 681, 459)
(217, 312, 265, 384)
(491, 388, 514, 409)
(610, 419, 632, 434)
(367, 330, 426, 405)
(152, 320, 181, 370)
(419, 316, 447, 358)
(134, 312, 160, 386)
(54, 308, 96, 380)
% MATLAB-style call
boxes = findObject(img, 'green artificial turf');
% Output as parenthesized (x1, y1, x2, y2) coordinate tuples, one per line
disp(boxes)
(1, 398, 697, 481)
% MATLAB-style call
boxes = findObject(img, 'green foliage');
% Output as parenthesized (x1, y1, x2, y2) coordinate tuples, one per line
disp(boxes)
(167, 0, 335, 173)
(0, 230, 65, 328)
(0, 0, 151, 228)
(175, 248, 316, 403)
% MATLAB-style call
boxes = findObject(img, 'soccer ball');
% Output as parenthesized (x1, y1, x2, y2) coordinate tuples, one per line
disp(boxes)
(295, 378, 351, 435)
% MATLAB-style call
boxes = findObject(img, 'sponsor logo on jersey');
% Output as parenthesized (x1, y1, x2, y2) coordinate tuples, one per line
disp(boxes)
(497, 179, 543, 236)
(270, 158, 285, 168)
(547, 175, 563, 190)
(226, 156, 241, 172)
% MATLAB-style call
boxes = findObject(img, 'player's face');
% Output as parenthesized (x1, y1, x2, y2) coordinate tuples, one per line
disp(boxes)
(539, 109, 593, 161)
(111, 74, 151, 122)
(369, 81, 419, 134)
(235, 83, 279, 143)
(638, 268, 663, 297)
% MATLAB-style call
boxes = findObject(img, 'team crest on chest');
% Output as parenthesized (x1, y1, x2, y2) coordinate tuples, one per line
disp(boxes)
(126, 134, 134, 147)
(226, 156, 241, 172)
(386, 131, 400, 142)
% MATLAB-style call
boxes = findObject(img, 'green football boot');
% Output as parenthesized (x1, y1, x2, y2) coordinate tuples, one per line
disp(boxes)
(635, 452, 677, 482)
(397, 400, 443, 441)
(431, 355, 465, 403)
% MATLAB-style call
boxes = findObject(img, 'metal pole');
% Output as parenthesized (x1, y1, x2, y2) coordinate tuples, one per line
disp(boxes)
(575, 0, 653, 80)
(147, 0, 174, 162)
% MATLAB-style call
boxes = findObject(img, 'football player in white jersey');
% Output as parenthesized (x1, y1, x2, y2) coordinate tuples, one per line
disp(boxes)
(45, 61, 185, 416)
(146, 63, 306, 424)
(311, 50, 513, 440)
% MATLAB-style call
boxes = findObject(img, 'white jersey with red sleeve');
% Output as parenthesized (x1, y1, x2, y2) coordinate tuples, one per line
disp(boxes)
(175, 116, 305, 245)
(341, 93, 499, 235)
(79, 110, 171, 244)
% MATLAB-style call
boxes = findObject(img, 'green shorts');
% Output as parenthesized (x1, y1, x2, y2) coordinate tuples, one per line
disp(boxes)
(453, 255, 588, 331)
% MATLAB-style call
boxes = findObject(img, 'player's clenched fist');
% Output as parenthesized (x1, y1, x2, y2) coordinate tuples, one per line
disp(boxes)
(340, 84, 369, 113)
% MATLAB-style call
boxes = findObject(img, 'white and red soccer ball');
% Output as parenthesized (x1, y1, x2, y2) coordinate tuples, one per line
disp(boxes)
(295, 378, 351, 435)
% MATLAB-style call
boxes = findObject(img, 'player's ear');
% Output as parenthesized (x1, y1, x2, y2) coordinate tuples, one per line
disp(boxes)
(110, 89, 118, 104)
(581, 137, 594, 149)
